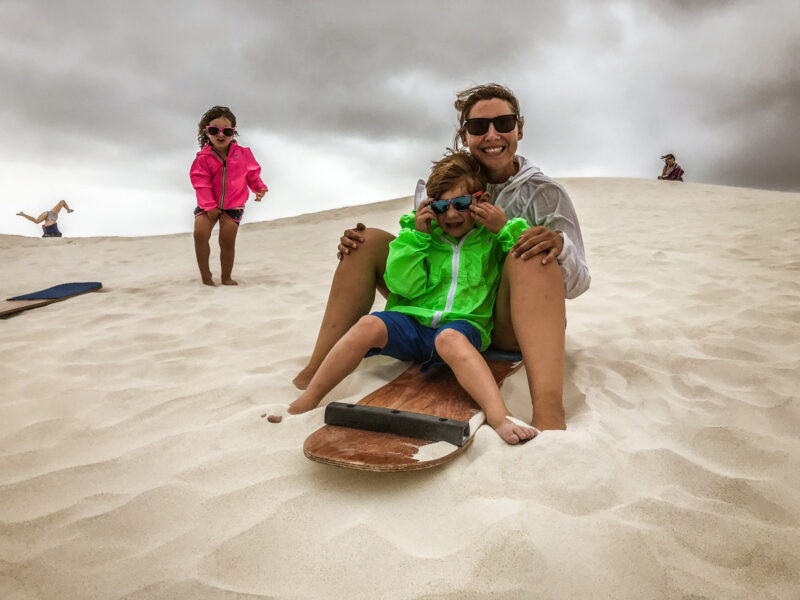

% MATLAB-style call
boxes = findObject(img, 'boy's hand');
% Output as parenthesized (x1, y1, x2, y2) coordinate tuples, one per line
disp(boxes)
(254, 189, 267, 201)
(470, 203, 507, 234)
(415, 199, 436, 234)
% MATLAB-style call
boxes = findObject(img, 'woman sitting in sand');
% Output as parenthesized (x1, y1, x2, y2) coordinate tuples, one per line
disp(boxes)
(293, 83, 591, 432)
(658, 153, 685, 181)
(17, 200, 74, 237)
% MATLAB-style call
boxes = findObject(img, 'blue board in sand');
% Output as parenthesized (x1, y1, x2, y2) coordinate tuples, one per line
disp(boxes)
(1, 282, 102, 317)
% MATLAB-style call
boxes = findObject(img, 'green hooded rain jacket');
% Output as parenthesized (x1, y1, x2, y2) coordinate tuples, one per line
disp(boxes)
(384, 212, 529, 350)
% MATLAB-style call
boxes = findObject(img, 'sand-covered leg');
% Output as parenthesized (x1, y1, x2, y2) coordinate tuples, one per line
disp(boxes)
(193, 210, 218, 285)
(494, 254, 566, 431)
(293, 227, 394, 389)
(219, 215, 239, 285)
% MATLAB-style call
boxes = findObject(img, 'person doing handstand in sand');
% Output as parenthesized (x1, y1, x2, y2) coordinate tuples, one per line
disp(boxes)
(17, 199, 74, 237)
(190, 105, 268, 286)
(276, 151, 538, 444)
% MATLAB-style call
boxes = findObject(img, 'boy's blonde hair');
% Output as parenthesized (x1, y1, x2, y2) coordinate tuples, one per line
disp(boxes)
(426, 150, 488, 199)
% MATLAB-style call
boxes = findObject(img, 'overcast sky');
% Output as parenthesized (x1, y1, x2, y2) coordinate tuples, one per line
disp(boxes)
(1, 0, 798, 237)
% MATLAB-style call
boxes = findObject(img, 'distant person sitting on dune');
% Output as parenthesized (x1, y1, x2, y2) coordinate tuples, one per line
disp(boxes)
(17, 200, 74, 237)
(658, 154, 684, 181)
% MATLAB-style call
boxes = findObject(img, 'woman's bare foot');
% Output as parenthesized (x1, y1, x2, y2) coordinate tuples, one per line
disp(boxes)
(531, 398, 567, 431)
(292, 368, 315, 390)
(222, 278, 238, 286)
(266, 396, 317, 422)
(488, 414, 539, 445)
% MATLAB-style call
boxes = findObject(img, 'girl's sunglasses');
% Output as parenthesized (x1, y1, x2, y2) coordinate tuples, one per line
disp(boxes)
(464, 114, 518, 136)
(206, 126, 236, 137)
(430, 192, 482, 215)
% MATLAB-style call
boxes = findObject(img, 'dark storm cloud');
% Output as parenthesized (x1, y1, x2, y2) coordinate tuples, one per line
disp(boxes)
(1, 0, 798, 192)
(1, 2, 540, 142)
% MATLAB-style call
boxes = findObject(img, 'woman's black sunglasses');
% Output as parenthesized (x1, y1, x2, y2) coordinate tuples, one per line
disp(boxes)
(206, 126, 236, 137)
(464, 114, 518, 136)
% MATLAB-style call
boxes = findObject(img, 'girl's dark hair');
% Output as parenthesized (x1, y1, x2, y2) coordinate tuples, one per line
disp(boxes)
(453, 83, 524, 150)
(426, 150, 488, 199)
(197, 105, 238, 149)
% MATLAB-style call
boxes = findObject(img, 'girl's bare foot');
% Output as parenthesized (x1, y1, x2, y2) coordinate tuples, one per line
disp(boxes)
(222, 278, 238, 286)
(488, 414, 539, 445)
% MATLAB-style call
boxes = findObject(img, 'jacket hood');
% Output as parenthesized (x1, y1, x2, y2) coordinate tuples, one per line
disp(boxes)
(196, 140, 239, 158)
(494, 155, 543, 196)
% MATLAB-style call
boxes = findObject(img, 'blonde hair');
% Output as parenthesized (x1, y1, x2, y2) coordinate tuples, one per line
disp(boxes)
(426, 150, 487, 199)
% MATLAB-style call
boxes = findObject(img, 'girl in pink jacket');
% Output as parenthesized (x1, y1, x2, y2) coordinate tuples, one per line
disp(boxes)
(190, 105, 268, 286)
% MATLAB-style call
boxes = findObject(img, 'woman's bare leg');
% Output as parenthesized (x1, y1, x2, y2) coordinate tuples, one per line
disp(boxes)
(492, 254, 566, 431)
(293, 228, 395, 389)
(288, 315, 388, 414)
(218, 215, 239, 285)
(193, 211, 219, 286)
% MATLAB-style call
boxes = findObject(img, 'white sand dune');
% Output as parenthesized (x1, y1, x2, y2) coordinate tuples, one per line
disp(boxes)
(1, 178, 799, 599)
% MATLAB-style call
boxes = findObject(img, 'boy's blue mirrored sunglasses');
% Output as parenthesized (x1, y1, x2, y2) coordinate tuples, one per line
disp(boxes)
(430, 192, 482, 215)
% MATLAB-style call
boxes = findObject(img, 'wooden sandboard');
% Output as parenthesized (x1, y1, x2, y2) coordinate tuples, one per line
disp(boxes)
(303, 352, 523, 472)
(1, 282, 102, 317)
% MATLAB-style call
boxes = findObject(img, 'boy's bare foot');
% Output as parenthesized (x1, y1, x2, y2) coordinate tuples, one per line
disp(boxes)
(66, 208, 74, 213)
(488, 414, 539, 445)
(201, 274, 215, 286)
(16, 211, 23, 216)
(222, 278, 238, 286)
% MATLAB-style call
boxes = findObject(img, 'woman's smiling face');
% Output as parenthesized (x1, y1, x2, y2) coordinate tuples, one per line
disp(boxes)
(461, 97, 522, 183)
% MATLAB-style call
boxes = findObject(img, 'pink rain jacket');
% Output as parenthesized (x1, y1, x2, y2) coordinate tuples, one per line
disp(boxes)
(190, 141, 267, 211)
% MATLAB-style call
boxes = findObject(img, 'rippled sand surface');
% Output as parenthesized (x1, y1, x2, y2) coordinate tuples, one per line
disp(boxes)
(1, 179, 799, 599)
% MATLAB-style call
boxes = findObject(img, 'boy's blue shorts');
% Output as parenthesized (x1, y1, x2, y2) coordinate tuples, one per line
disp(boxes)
(365, 311, 482, 373)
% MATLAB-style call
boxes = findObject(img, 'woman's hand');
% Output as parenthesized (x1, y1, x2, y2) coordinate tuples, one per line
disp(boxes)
(470, 203, 508, 234)
(337, 223, 367, 260)
(254, 189, 267, 201)
(511, 227, 564, 265)
(414, 199, 436, 234)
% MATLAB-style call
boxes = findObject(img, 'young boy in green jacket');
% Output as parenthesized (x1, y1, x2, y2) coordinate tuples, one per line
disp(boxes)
(288, 151, 538, 444)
